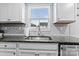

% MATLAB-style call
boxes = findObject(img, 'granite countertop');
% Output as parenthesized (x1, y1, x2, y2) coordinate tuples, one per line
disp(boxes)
(0, 36, 79, 43)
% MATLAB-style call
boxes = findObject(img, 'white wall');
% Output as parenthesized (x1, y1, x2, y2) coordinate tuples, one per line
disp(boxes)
(69, 3, 79, 38)
(70, 19, 79, 38)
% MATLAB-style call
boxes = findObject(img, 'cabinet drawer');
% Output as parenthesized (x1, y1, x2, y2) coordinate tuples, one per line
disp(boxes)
(19, 43, 58, 50)
(0, 49, 16, 56)
(66, 51, 77, 56)
(18, 50, 36, 56)
(0, 51, 15, 56)
(0, 42, 16, 49)
(0, 49, 16, 52)
(38, 51, 58, 56)
(66, 45, 76, 48)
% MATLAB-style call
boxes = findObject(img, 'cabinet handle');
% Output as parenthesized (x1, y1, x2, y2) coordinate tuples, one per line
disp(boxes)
(13, 52, 15, 55)
(61, 47, 66, 50)
(35, 54, 39, 56)
(77, 14, 79, 16)
(4, 45, 7, 47)
(61, 47, 63, 50)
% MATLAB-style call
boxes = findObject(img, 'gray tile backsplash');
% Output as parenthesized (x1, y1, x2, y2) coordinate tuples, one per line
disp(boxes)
(0, 24, 25, 34)
(2, 27, 24, 34)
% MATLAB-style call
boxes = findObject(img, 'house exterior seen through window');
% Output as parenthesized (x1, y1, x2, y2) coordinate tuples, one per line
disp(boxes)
(28, 3, 50, 32)
(31, 8, 48, 28)
(29, 4, 50, 28)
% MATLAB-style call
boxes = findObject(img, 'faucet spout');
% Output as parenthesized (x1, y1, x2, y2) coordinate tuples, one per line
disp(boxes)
(38, 25, 40, 36)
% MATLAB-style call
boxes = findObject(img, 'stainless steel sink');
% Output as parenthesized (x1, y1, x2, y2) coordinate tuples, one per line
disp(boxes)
(28, 36, 52, 40)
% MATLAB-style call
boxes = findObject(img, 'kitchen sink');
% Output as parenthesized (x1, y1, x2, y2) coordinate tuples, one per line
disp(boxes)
(28, 36, 52, 40)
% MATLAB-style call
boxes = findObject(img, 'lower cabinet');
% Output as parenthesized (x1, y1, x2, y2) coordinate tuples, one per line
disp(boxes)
(38, 51, 58, 56)
(0, 50, 16, 56)
(0, 42, 16, 56)
(0, 42, 58, 56)
(18, 50, 36, 56)
(18, 50, 58, 56)
(60, 44, 79, 56)
(18, 43, 58, 56)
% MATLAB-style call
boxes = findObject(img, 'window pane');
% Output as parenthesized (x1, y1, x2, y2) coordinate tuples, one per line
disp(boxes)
(31, 19, 39, 27)
(31, 8, 48, 18)
(31, 7, 49, 28)
(40, 19, 48, 28)
(31, 18, 48, 27)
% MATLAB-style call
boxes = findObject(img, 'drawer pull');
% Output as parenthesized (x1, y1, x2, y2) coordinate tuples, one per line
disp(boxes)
(61, 47, 66, 50)
(13, 52, 15, 55)
(4, 45, 7, 47)
(35, 54, 39, 56)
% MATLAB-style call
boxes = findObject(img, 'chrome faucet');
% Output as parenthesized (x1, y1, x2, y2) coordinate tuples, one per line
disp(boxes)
(38, 25, 40, 36)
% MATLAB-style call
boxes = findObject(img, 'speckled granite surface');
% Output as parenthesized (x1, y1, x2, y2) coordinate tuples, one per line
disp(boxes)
(0, 36, 79, 43)
(52, 36, 79, 43)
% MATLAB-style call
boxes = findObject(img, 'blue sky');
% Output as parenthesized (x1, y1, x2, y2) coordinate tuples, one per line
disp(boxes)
(31, 8, 48, 18)
(31, 8, 48, 26)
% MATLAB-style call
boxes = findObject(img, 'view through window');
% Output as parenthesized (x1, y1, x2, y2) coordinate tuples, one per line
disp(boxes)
(31, 7, 49, 28)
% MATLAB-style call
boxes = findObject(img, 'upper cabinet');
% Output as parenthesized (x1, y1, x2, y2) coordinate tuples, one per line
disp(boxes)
(0, 3, 25, 24)
(0, 3, 77, 24)
(53, 3, 77, 24)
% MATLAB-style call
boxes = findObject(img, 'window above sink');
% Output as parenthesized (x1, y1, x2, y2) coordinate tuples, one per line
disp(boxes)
(31, 7, 48, 28)
(27, 3, 51, 31)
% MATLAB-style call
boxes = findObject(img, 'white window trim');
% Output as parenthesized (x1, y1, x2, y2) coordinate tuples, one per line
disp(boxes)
(28, 3, 51, 32)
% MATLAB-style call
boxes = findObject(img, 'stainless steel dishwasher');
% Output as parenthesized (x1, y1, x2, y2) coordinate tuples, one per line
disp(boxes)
(60, 43, 79, 56)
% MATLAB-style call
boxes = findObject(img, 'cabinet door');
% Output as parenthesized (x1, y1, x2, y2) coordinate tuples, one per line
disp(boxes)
(0, 42, 16, 49)
(0, 3, 9, 20)
(18, 50, 36, 56)
(0, 42, 17, 56)
(57, 3, 75, 20)
(0, 51, 15, 56)
(60, 45, 78, 56)
(8, 3, 25, 22)
(0, 3, 25, 23)
(19, 43, 58, 50)
(19, 43, 58, 56)
(38, 51, 58, 56)
(0, 49, 16, 56)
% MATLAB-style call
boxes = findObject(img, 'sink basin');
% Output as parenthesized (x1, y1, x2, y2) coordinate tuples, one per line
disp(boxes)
(28, 36, 52, 40)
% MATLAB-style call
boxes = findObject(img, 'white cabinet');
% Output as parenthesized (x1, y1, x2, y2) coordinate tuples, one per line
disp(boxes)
(0, 3, 25, 23)
(18, 43, 58, 56)
(53, 3, 76, 24)
(19, 43, 58, 50)
(18, 50, 36, 56)
(0, 49, 16, 56)
(8, 3, 25, 23)
(0, 42, 58, 56)
(0, 42, 16, 49)
(38, 51, 58, 56)
(0, 42, 17, 56)
(0, 51, 15, 56)
(19, 50, 58, 56)
(0, 3, 8, 21)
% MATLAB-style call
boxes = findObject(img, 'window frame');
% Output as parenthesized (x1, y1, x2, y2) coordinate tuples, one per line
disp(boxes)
(28, 3, 51, 32)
